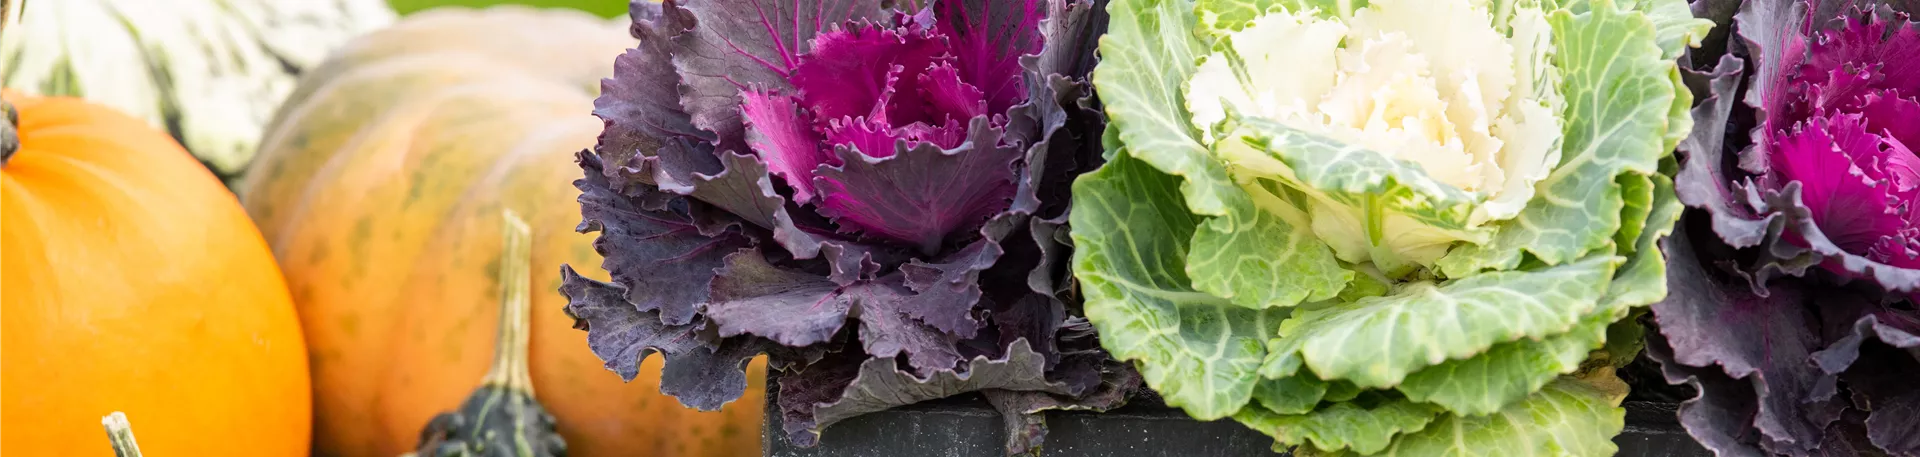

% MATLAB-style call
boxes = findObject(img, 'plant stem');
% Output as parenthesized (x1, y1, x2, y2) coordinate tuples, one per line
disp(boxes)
(481, 209, 536, 395)
(2, 97, 19, 166)
(0, 0, 25, 168)
(0, 0, 21, 41)
(101, 412, 142, 457)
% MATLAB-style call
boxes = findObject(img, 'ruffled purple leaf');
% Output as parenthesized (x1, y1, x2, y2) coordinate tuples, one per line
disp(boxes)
(988, 292, 1061, 356)
(1844, 345, 1920, 455)
(1779, 12, 1920, 119)
(669, 0, 889, 150)
(687, 151, 834, 258)
(1745, 4, 1920, 289)
(704, 248, 855, 347)
(558, 267, 765, 411)
(1676, 54, 1777, 251)
(1008, 75, 1102, 215)
(975, 0, 1112, 390)
(741, 89, 834, 202)
(1646, 327, 1770, 457)
(1004, 0, 1107, 217)
(976, 221, 1075, 370)
(1692, 0, 1743, 64)
(847, 277, 967, 371)
(791, 20, 950, 127)
(780, 339, 1074, 446)
(1651, 231, 1837, 455)
(820, 115, 969, 161)
(773, 348, 862, 446)
(1857, 91, 1920, 146)
(628, 0, 662, 25)
(576, 150, 746, 326)
(564, 0, 1123, 447)
(1764, 183, 1920, 293)
(897, 238, 1000, 338)
(818, 237, 891, 286)
(1023, 217, 1075, 298)
(1755, 6, 1920, 276)
(595, 5, 719, 191)
(1051, 315, 1116, 390)
(1017, 0, 1104, 83)
(920, 62, 990, 121)
(932, 0, 1044, 115)
(1809, 302, 1919, 377)
(1733, 0, 1802, 153)
(1768, 114, 1912, 263)
(814, 116, 1022, 254)
(595, 14, 839, 261)
(1656, 4, 1920, 455)
(1810, 301, 1920, 455)
(817, 117, 897, 161)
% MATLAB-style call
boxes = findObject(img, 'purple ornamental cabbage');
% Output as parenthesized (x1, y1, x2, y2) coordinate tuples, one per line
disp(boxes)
(1655, 0, 1920, 455)
(558, 0, 1131, 452)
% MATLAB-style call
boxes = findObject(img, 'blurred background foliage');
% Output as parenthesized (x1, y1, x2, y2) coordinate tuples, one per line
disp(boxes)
(388, 0, 626, 18)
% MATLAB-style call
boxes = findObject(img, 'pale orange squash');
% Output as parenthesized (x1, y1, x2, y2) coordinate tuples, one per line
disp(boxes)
(239, 7, 763, 457)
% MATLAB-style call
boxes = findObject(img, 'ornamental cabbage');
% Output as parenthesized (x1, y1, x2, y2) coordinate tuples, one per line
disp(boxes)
(1650, 1, 1920, 455)
(1078, 0, 1705, 454)
(559, 0, 1129, 451)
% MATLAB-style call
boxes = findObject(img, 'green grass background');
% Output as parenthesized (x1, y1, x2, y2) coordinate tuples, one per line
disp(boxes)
(387, 0, 628, 18)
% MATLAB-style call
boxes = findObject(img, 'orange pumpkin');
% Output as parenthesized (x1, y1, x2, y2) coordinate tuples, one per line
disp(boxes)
(0, 91, 312, 456)
(239, 7, 763, 457)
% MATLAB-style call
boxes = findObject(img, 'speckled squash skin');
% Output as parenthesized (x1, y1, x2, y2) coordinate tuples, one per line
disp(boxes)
(1, 91, 311, 457)
(239, 7, 764, 457)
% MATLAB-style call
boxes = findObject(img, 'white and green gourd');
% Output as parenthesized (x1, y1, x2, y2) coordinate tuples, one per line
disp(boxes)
(0, 0, 394, 185)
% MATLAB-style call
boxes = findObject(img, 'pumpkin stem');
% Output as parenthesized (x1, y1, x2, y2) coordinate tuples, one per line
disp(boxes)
(482, 209, 536, 395)
(0, 0, 26, 168)
(101, 412, 144, 457)
(2, 97, 18, 166)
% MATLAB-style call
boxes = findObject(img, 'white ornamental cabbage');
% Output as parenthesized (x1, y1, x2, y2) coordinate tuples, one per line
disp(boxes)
(1187, 0, 1565, 272)
(1076, 0, 1710, 454)
(0, 0, 394, 181)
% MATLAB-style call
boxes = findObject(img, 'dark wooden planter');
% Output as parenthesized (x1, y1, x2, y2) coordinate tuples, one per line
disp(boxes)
(762, 379, 1712, 457)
